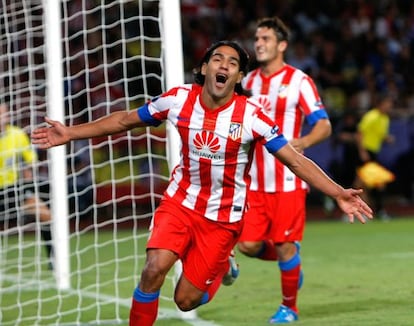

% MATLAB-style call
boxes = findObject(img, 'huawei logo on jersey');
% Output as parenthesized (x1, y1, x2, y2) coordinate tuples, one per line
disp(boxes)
(193, 130, 220, 153)
(257, 95, 272, 112)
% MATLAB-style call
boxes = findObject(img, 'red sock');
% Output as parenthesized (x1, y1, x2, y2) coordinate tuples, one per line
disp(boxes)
(129, 288, 159, 326)
(257, 240, 278, 261)
(280, 264, 300, 313)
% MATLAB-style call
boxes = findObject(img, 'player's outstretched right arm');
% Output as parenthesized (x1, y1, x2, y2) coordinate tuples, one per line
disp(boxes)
(32, 110, 146, 149)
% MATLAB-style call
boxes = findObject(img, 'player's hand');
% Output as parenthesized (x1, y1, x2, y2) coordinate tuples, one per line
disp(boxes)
(335, 188, 373, 224)
(31, 117, 71, 149)
(289, 138, 305, 154)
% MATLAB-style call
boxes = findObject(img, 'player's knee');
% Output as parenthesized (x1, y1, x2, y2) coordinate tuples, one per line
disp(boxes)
(174, 294, 200, 311)
(275, 241, 298, 261)
(140, 265, 167, 291)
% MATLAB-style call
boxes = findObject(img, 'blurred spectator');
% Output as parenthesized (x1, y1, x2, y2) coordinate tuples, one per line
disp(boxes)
(287, 38, 319, 77)
(316, 39, 344, 89)
(354, 63, 377, 112)
(375, 59, 405, 97)
(331, 110, 362, 189)
(68, 139, 93, 220)
(349, 5, 372, 38)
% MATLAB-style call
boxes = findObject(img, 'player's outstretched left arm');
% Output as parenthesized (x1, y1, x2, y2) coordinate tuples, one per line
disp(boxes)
(274, 143, 373, 224)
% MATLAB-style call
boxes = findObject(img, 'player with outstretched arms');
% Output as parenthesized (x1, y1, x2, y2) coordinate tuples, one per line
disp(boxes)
(32, 41, 372, 326)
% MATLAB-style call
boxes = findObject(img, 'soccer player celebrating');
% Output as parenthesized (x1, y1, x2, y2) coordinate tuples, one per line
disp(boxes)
(238, 17, 332, 323)
(32, 40, 372, 326)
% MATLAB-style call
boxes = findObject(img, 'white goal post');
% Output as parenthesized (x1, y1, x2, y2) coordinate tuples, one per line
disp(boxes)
(160, 0, 198, 321)
(44, 0, 70, 291)
(0, 0, 200, 324)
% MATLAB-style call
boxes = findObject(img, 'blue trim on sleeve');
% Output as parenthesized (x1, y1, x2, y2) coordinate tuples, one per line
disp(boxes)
(306, 110, 329, 126)
(278, 252, 301, 271)
(264, 135, 288, 154)
(133, 285, 160, 303)
(137, 103, 162, 127)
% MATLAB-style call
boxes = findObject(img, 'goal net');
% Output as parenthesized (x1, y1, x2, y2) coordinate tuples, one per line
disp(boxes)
(0, 0, 192, 324)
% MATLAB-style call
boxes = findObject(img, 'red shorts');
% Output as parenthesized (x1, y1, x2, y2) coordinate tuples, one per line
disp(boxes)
(147, 197, 243, 291)
(238, 189, 307, 243)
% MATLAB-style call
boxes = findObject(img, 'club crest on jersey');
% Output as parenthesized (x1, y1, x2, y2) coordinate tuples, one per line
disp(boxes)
(192, 130, 221, 159)
(278, 84, 289, 98)
(229, 122, 242, 141)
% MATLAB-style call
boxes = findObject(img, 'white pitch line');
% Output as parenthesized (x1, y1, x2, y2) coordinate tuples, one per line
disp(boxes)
(157, 308, 221, 326)
(385, 252, 414, 259)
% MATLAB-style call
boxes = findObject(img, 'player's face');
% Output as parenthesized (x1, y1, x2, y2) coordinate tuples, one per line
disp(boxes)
(254, 27, 282, 64)
(201, 45, 243, 107)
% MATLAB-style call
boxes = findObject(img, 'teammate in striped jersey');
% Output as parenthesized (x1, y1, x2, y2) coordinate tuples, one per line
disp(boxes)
(32, 41, 372, 326)
(237, 17, 332, 323)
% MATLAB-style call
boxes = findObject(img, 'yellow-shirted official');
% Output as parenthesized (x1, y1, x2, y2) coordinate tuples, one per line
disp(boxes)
(358, 106, 390, 154)
(0, 103, 53, 269)
(0, 124, 37, 188)
(356, 95, 395, 220)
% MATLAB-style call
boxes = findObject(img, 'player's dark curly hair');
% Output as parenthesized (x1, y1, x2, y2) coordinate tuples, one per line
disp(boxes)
(193, 40, 250, 95)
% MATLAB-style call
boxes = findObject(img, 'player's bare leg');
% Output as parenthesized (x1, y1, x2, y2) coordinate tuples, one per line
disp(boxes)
(130, 248, 177, 326)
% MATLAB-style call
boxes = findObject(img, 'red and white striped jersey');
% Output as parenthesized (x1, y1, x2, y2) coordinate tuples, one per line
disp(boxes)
(243, 64, 328, 193)
(137, 84, 288, 223)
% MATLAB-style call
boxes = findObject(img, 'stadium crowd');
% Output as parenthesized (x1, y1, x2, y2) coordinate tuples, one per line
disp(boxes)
(181, 0, 414, 115)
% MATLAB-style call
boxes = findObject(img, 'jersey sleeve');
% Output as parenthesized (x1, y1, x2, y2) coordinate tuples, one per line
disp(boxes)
(137, 102, 163, 127)
(252, 109, 288, 154)
(137, 85, 190, 127)
(306, 109, 329, 126)
(299, 75, 329, 126)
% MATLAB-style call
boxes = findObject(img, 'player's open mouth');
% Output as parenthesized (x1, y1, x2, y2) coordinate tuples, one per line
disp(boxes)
(216, 74, 227, 84)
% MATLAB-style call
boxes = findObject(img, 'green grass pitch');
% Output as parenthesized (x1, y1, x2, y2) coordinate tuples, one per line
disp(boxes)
(2, 217, 414, 325)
